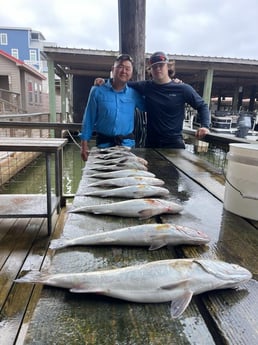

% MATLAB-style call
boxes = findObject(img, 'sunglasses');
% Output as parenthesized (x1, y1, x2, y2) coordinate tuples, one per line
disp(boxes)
(116, 54, 134, 63)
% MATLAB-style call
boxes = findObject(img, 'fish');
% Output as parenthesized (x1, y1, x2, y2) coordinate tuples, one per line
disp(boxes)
(14, 259, 252, 318)
(92, 156, 148, 167)
(89, 161, 148, 171)
(91, 146, 132, 154)
(81, 184, 170, 199)
(49, 223, 210, 250)
(87, 169, 156, 179)
(94, 151, 140, 160)
(69, 198, 183, 219)
(87, 176, 165, 188)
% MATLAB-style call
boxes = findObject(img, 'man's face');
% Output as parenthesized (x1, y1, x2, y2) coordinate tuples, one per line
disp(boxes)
(112, 60, 133, 83)
(151, 62, 168, 82)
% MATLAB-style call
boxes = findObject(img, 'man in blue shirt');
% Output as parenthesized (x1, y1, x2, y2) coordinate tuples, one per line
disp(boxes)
(80, 54, 145, 161)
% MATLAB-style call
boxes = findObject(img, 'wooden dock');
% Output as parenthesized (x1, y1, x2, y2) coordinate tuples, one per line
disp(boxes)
(0, 148, 257, 345)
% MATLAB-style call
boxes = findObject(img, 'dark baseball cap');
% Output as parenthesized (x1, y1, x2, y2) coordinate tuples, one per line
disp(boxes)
(149, 51, 168, 67)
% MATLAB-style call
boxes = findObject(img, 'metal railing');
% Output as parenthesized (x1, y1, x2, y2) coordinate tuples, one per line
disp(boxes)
(0, 114, 83, 197)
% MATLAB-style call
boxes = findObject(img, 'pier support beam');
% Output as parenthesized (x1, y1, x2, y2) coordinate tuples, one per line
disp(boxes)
(47, 59, 57, 135)
(203, 68, 213, 107)
(118, 0, 146, 81)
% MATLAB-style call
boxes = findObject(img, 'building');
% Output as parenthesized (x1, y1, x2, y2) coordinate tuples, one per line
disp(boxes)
(0, 50, 47, 113)
(0, 26, 56, 73)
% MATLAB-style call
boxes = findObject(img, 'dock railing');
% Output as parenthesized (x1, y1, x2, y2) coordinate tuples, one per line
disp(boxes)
(0, 113, 83, 198)
(0, 114, 254, 199)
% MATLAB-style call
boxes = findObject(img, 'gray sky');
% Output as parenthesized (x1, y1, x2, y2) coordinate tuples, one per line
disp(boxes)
(1, 0, 258, 60)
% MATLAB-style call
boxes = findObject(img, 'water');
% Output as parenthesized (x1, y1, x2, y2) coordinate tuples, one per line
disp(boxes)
(0, 138, 227, 197)
(0, 140, 84, 196)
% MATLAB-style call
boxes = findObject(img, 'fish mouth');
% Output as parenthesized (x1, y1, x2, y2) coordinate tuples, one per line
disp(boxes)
(196, 260, 253, 285)
(176, 226, 210, 243)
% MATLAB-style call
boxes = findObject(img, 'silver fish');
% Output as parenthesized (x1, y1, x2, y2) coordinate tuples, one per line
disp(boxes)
(49, 223, 210, 250)
(87, 176, 165, 188)
(88, 169, 156, 179)
(89, 161, 148, 171)
(94, 151, 139, 160)
(91, 146, 132, 154)
(92, 156, 148, 166)
(81, 184, 169, 199)
(15, 259, 252, 318)
(69, 198, 183, 219)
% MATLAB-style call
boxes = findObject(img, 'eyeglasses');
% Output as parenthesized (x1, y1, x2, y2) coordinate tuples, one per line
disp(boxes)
(116, 54, 134, 63)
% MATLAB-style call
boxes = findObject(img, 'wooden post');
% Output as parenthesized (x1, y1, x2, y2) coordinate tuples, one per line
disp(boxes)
(118, 0, 146, 81)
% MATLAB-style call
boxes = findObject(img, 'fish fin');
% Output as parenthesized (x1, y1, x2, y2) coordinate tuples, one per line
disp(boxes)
(69, 207, 85, 213)
(49, 238, 69, 250)
(170, 291, 193, 318)
(149, 240, 167, 250)
(14, 270, 47, 284)
(138, 210, 153, 220)
(161, 279, 189, 290)
(133, 192, 146, 198)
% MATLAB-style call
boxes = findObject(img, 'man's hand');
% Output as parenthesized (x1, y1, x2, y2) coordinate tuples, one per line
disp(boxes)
(195, 127, 210, 139)
(94, 78, 105, 86)
(81, 141, 90, 161)
(172, 78, 183, 84)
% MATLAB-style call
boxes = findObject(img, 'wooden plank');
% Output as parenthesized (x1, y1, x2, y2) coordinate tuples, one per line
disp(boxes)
(0, 211, 63, 345)
(0, 137, 67, 152)
(0, 195, 59, 217)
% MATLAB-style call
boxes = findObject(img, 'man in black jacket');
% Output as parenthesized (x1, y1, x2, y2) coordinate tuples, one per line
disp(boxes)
(128, 51, 210, 148)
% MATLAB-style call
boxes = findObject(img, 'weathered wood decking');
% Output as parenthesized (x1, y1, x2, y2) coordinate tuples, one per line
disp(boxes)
(0, 209, 67, 345)
(1, 148, 257, 345)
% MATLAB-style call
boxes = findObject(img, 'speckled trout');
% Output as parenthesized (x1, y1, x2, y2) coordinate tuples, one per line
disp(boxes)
(94, 151, 139, 160)
(88, 169, 156, 179)
(81, 185, 169, 198)
(49, 223, 210, 250)
(92, 156, 148, 166)
(89, 161, 148, 171)
(87, 176, 165, 188)
(15, 259, 252, 318)
(69, 198, 183, 219)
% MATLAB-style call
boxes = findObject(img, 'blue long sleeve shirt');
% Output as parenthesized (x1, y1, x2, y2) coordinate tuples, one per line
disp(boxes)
(80, 80, 145, 147)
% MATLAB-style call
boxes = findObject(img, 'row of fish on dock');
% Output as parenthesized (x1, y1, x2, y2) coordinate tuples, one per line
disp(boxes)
(15, 146, 252, 319)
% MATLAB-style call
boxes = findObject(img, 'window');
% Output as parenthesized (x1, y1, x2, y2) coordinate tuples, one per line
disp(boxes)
(34, 83, 38, 103)
(11, 49, 19, 59)
(29, 50, 37, 62)
(31, 32, 39, 40)
(0, 33, 8, 45)
(39, 84, 42, 103)
(28, 81, 33, 103)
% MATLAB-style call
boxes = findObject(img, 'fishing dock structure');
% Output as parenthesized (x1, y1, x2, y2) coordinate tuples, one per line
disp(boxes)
(1, 142, 257, 345)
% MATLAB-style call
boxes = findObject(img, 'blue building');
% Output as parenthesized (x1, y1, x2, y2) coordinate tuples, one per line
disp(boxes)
(0, 26, 54, 73)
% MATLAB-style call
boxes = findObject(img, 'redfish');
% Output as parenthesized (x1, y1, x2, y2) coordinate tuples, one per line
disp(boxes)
(49, 223, 210, 250)
(15, 259, 252, 318)
(69, 198, 183, 219)
(82, 184, 169, 198)
(87, 176, 165, 188)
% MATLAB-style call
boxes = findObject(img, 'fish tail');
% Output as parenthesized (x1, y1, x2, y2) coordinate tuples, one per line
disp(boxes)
(69, 207, 86, 213)
(49, 238, 69, 250)
(14, 270, 47, 284)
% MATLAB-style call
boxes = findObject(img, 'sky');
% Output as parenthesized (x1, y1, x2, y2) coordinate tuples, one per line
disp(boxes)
(1, 0, 258, 60)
